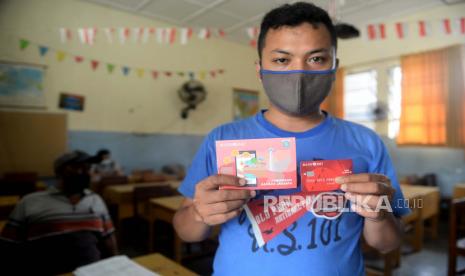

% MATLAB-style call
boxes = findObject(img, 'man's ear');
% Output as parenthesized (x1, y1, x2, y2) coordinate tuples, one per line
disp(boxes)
(255, 60, 262, 83)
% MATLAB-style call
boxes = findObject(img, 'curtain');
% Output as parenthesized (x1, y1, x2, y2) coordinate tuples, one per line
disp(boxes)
(446, 45, 465, 147)
(397, 45, 465, 147)
(397, 48, 448, 145)
(322, 68, 344, 118)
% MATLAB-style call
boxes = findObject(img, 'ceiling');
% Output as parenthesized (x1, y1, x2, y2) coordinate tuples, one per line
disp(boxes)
(82, 0, 455, 44)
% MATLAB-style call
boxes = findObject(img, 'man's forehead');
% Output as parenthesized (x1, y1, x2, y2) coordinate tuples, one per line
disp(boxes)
(264, 23, 332, 48)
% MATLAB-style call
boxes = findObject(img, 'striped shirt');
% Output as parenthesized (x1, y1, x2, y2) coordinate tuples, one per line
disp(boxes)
(1, 188, 114, 242)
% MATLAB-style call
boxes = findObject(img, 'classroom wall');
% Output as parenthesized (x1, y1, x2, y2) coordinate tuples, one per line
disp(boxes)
(2, 0, 464, 194)
(336, 2, 465, 197)
(0, 0, 264, 136)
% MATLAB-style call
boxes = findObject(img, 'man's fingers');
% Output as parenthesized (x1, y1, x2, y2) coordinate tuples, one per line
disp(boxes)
(344, 193, 391, 209)
(350, 203, 380, 218)
(203, 209, 242, 225)
(200, 174, 246, 190)
(341, 181, 393, 195)
(337, 173, 389, 185)
(205, 200, 247, 215)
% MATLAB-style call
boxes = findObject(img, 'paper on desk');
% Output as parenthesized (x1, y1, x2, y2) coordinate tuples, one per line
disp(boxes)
(74, 255, 159, 276)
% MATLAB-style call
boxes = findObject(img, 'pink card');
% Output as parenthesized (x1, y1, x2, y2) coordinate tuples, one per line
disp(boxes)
(215, 138, 297, 190)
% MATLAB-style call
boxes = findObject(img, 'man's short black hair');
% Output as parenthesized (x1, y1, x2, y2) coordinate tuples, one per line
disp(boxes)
(257, 2, 337, 60)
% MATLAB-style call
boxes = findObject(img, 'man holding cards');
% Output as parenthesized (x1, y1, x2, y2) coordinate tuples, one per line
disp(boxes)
(174, 2, 409, 275)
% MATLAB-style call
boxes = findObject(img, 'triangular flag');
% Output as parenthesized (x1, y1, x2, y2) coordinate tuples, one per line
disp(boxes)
(177, 72, 185, 77)
(169, 28, 177, 44)
(56, 51, 66, 61)
(122, 66, 130, 76)
(395, 22, 408, 39)
(107, 63, 115, 73)
(104, 27, 115, 43)
(188, 72, 195, 80)
(91, 60, 99, 70)
(366, 24, 385, 40)
(19, 39, 30, 50)
(443, 18, 452, 35)
(460, 17, 465, 34)
(218, 69, 224, 74)
(59, 28, 68, 43)
(210, 71, 216, 78)
(218, 28, 226, 37)
(418, 20, 431, 37)
(151, 70, 159, 79)
(136, 68, 145, 77)
(164, 71, 172, 77)
(199, 71, 206, 80)
(75, 56, 84, 63)
(39, 46, 49, 56)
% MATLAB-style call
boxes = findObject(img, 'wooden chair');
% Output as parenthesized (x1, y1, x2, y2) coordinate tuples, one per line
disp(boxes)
(133, 184, 178, 252)
(402, 195, 423, 252)
(448, 198, 465, 276)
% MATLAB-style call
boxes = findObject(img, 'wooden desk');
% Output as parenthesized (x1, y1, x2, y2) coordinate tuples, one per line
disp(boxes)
(0, 195, 19, 208)
(149, 196, 184, 261)
(0, 195, 20, 220)
(103, 181, 181, 225)
(453, 183, 465, 199)
(61, 253, 196, 276)
(400, 185, 440, 251)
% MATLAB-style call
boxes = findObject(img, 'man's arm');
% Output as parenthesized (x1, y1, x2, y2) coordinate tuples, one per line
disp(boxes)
(363, 213, 402, 253)
(173, 175, 254, 242)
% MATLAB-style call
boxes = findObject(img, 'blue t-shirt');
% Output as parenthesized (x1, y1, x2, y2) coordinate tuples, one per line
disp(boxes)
(179, 110, 410, 276)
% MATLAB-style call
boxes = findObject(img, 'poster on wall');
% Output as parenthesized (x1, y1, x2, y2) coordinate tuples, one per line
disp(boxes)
(233, 88, 259, 121)
(59, 92, 85, 111)
(0, 61, 46, 108)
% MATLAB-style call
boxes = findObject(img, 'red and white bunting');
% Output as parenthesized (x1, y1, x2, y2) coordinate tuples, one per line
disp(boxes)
(418, 20, 431, 37)
(59, 28, 72, 43)
(442, 19, 452, 35)
(217, 28, 226, 37)
(141, 27, 150, 43)
(198, 28, 211, 40)
(460, 17, 465, 35)
(246, 27, 259, 39)
(104, 27, 115, 44)
(395, 22, 408, 39)
(169, 28, 177, 44)
(119, 27, 130, 44)
(246, 27, 259, 47)
(367, 24, 386, 40)
(77, 28, 96, 45)
(180, 28, 193, 45)
(156, 28, 166, 44)
(132, 27, 144, 43)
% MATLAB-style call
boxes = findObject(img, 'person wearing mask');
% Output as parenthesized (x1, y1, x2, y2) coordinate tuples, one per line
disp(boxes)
(173, 2, 409, 275)
(0, 150, 117, 275)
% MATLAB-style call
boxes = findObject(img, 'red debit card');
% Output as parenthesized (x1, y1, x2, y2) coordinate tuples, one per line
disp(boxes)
(300, 159, 353, 192)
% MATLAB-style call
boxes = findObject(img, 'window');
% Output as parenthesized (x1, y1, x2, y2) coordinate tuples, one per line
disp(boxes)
(387, 66, 402, 139)
(343, 70, 377, 129)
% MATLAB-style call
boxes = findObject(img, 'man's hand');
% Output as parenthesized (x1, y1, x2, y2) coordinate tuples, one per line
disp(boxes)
(192, 175, 256, 226)
(337, 173, 395, 221)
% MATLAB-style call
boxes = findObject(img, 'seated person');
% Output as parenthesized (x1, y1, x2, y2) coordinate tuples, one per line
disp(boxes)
(90, 149, 124, 182)
(0, 150, 117, 275)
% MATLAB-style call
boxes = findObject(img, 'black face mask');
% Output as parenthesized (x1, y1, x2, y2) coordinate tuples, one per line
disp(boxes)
(61, 174, 90, 196)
